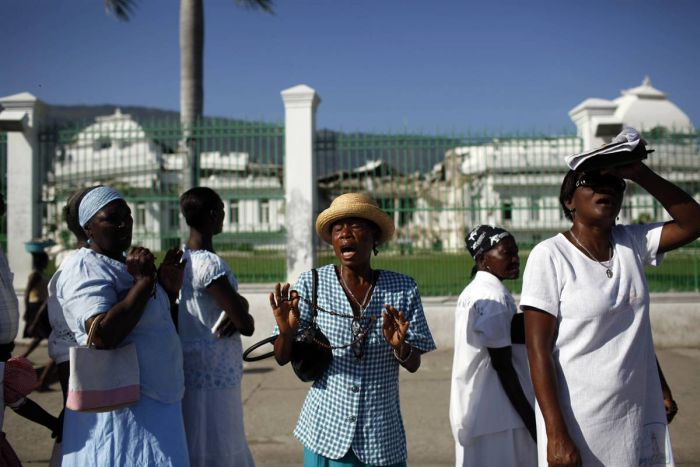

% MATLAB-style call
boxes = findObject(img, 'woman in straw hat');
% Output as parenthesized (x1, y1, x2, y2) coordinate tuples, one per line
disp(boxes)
(270, 192, 436, 467)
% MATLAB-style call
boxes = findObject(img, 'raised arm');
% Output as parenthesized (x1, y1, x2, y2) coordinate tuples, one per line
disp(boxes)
(87, 247, 156, 349)
(524, 306, 581, 467)
(157, 247, 185, 327)
(609, 162, 700, 253)
(271, 283, 300, 366)
(382, 305, 421, 373)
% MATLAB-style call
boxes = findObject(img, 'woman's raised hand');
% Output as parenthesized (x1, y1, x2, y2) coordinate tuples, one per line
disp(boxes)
(126, 247, 157, 281)
(382, 305, 410, 350)
(157, 247, 185, 299)
(602, 160, 647, 181)
(269, 283, 300, 336)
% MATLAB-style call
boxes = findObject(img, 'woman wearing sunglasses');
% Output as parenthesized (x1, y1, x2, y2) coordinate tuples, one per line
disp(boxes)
(269, 192, 436, 467)
(521, 160, 700, 466)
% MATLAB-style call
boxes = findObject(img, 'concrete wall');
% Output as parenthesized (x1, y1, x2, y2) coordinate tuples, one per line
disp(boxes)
(239, 286, 700, 352)
(14, 287, 698, 350)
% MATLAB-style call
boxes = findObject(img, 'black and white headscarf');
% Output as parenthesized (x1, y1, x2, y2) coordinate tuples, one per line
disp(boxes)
(465, 225, 512, 259)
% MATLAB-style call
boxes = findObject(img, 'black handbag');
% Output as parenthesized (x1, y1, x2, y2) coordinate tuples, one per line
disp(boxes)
(243, 269, 333, 382)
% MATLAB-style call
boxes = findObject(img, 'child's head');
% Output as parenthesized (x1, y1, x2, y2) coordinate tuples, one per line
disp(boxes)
(180, 187, 225, 232)
(31, 251, 49, 271)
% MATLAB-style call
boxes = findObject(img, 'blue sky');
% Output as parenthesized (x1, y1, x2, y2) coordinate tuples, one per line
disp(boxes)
(1, 0, 699, 132)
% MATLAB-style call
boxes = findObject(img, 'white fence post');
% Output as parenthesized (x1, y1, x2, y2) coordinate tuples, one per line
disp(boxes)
(0, 92, 44, 290)
(281, 85, 321, 285)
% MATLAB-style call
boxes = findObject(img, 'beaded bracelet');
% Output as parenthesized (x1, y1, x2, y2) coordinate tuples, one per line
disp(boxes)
(393, 343, 413, 364)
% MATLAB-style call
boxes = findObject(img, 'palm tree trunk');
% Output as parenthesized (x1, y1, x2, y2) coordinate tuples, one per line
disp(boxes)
(180, 0, 203, 191)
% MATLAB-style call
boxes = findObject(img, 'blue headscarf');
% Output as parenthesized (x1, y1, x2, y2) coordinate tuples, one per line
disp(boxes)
(78, 186, 124, 228)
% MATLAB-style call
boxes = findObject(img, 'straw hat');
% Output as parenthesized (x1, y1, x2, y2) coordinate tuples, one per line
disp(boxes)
(315, 193, 395, 245)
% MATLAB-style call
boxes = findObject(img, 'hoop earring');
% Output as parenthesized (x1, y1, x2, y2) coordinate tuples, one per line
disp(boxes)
(86, 238, 92, 245)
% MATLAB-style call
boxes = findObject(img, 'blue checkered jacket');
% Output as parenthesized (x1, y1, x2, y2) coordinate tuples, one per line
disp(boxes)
(290, 265, 436, 464)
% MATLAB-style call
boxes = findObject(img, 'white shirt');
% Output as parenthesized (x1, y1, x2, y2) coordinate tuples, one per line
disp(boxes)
(520, 223, 672, 466)
(0, 250, 18, 345)
(449, 271, 534, 443)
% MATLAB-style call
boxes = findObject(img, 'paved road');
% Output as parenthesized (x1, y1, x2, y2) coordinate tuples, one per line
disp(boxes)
(5, 344, 700, 466)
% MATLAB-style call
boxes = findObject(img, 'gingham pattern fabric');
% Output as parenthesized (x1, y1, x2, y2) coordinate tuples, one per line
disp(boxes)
(0, 251, 19, 345)
(289, 265, 436, 464)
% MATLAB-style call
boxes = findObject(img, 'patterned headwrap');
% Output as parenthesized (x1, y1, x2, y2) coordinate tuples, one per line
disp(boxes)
(465, 225, 512, 259)
(78, 186, 124, 228)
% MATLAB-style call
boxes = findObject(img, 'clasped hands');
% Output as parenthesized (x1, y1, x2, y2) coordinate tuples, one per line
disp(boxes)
(126, 246, 185, 301)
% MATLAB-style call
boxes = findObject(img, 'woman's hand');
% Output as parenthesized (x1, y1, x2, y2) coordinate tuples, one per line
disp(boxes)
(548, 431, 581, 467)
(269, 283, 300, 336)
(157, 247, 185, 300)
(663, 396, 678, 424)
(382, 305, 409, 350)
(214, 316, 238, 338)
(662, 383, 678, 424)
(601, 160, 648, 182)
(126, 247, 157, 281)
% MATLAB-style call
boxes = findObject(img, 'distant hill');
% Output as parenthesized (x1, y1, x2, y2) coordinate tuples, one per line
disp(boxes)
(45, 104, 196, 126)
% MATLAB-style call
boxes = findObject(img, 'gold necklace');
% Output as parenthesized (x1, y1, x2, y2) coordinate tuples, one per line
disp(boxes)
(569, 229, 614, 278)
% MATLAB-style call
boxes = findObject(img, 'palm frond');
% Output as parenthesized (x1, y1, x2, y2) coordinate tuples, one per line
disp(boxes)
(234, 0, 275, 14)
(104, 0, 137, 21)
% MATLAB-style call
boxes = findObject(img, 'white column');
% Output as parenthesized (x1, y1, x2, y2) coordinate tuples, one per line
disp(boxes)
(281, 85, 321, 284)
(568, 98, 620, 150)
(0, 92, 44, 290)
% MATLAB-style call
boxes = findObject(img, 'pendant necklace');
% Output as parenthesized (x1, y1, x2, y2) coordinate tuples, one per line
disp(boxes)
(569, 229, 614, 278)
(339, 266, 375, 313)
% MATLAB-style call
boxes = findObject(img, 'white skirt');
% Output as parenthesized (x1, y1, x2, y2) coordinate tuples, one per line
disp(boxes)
(182, 385, 255, 467)
(456, 427, 536, 467)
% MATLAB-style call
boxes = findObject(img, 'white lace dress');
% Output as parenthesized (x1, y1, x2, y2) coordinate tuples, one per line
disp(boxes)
(178, 248, 254, 467)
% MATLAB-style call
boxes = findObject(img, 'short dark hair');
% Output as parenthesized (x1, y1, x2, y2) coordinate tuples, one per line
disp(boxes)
(559, 170, 580, 222)
(63, 186, 100, 242)
(31, 251, 49, 270)
(180, 187, 223, 228)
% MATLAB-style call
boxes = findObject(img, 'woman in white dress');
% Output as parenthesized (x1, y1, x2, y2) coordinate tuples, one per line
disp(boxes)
(178, 187, 256, 467)
(521, 161, 698, 466)
(450, 225, 536, 467)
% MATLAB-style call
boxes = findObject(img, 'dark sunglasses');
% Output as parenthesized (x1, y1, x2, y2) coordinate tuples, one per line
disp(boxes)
(575, 173, 626, 192)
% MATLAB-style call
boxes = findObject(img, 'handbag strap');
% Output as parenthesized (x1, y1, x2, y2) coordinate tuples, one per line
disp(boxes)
(86, 314, 106, 348)
(243, 269, 318, 363)
(311, 268, 318, 320)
